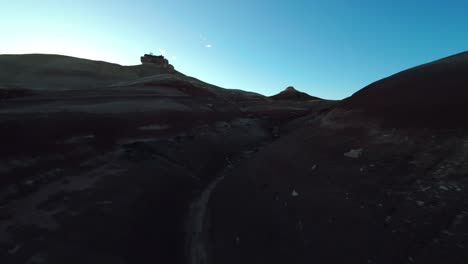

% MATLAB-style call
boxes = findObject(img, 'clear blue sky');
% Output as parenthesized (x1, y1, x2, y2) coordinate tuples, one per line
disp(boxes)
(1, 0, 467, 99)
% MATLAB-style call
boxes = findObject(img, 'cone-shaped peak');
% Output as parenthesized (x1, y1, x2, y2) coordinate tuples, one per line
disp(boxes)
(270, 86, 321, 101)
(284, 86, 297, 92)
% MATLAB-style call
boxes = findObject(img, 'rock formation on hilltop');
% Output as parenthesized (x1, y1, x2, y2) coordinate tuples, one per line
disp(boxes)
(270, 86, 321, 101)
(141, 54, 175, 71)
(0, 54, 181, 91)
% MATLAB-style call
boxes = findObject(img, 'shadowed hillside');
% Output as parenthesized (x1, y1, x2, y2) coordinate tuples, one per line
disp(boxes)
(340, 51, 468, 127)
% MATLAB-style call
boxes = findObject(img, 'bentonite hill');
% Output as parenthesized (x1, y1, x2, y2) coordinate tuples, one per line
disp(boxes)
(270, 86, 322, 101)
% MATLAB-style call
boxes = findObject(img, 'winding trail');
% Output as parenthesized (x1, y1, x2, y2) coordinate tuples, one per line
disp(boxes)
(185, 173, 227, 264)
(185, 149, 258, 264)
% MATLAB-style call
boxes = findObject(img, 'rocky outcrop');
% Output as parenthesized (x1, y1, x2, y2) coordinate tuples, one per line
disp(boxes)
(270, 86, 321, 101)
(140, 54, 175, 70)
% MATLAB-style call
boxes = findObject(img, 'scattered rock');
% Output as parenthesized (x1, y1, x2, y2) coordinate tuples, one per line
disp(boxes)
(291, 189, 299, 197)
(439, 185, 449, 191)
(297, 219, 303, 231)
(420, 186, 431, 192)
(64, 134, 95, 144)
(8, 244, 22, 254)
(441, 230, 454, 236)
(272, 126, 280, 138)
(344, 148, 363, 158)
(24, 179, 35, 186)
(454, 214, 465, 226)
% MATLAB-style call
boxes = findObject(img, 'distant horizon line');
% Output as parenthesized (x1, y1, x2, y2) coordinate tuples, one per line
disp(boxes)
(2, 50, 465, 100)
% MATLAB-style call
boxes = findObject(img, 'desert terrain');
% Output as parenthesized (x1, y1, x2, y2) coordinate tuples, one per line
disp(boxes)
(1, 53, 468, 264)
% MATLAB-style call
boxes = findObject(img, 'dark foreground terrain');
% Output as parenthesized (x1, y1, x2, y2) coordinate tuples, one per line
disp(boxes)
(1, 53, 468, 264)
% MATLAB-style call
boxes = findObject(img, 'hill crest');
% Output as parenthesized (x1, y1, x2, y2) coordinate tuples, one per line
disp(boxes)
(270, 86, 321, 101)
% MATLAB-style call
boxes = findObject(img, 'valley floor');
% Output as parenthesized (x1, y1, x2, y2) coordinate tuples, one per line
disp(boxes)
(0, 91, 467, 264)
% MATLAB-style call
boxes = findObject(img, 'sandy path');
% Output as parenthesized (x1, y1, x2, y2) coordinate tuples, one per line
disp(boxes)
(185, 173, 227, 264)
(185, 149, 258, 264)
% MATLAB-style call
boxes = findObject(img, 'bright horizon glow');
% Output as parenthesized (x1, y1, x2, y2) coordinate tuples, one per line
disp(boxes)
(1, 1, 468, 99)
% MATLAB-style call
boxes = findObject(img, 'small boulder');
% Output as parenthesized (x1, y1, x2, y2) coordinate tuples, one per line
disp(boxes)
(344, 148, 363, 158)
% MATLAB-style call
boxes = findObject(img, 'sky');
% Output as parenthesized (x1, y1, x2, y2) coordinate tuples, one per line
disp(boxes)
(1, 0, 467, 99)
